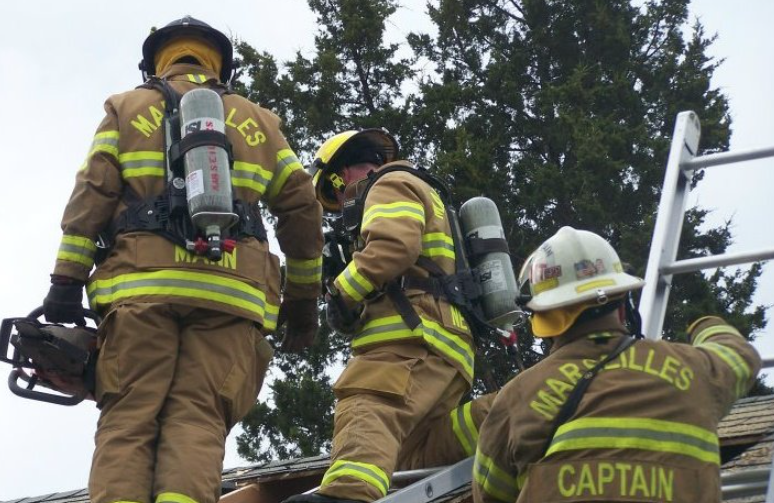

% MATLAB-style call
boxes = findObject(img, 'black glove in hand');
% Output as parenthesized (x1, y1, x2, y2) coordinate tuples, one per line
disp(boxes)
(277, 299, 319, 353)
(43, 279, 86, 325)
(325, 295, 363, 337)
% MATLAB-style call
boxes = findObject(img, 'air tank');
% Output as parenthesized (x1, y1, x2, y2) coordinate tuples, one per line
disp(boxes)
(458, 197, 520, 328)
(179, 88, 238, 260)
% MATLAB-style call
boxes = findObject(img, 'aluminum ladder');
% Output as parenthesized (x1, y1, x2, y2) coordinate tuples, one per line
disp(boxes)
(640, 110, 774, 502)
(639, 110, 774, 354)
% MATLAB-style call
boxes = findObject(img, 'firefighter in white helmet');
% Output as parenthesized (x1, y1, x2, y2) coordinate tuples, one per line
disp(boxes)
(41, 15, 323, 503)
(284, 129, 497, 503)
(473, 226, 761, 503)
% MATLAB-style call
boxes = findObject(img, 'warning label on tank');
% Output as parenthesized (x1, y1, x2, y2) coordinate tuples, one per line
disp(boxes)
(187, 170, 205, 198)
(478, 260, 508, 294)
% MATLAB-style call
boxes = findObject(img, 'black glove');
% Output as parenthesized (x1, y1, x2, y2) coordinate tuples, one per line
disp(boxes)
(43, 276, 86, 325)
(325, 294, 363, 337)
(277, 299, 319, 353)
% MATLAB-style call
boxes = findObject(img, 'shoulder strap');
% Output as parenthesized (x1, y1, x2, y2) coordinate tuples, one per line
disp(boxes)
(541, 335, 637, 457)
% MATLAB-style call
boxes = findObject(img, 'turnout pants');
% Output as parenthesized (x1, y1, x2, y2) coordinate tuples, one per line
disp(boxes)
(88, 303, 273, 503)
(318, 344, 496, 503)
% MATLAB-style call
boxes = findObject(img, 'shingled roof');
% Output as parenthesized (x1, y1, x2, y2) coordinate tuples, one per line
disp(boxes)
(5, 396, 774, 503)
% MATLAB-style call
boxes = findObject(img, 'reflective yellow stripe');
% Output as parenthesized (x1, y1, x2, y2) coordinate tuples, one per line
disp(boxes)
(421, 232, 455, 259)
(336, 261, 375, 302)
(264, 303, 280, 331)
(119, 150, 165, 178)
(693, 324, 744, 345)
(362, 201, 425, 228)
(451, 401, 478, 456)
(123, 167, 166, 178)
(57, 251, 94, 267)
(119, 151, 164, 162)
(474, 447, 519, 502)
(233, 160, 272, 195)
(80, 131, 119, 169)
(422, 317, 474, 378)
(352, 314, 474, 380)
(546, 417, 720, 465)
(156, 492, 199, 503)
(87, 270, 277, 321)
(266, 149, 303, 200)
(286, 257, 323, 284)
(186, 74, 207, 83)
(699, 342, 751, 398)
(57, 235, 97, 267)
(321, 459, 390, 497)
(61, 235, 97, 251)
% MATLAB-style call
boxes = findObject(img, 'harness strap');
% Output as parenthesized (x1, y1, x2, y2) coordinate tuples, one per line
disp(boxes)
(106, 77, 265, 247)
(168, 129, 234, 169)
(467, 236, 510, 257)
(384, 281, 422, 330)
(108, 197, 267, 243)
(541, 335, 637, 457)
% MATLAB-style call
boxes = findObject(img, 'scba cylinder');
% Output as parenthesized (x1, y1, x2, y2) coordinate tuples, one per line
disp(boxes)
(459, 197, 520, 328)
(179, 88, 238, 257)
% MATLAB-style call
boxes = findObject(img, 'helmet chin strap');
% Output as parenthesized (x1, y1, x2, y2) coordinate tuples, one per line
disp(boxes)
(624, 291, 644, 338)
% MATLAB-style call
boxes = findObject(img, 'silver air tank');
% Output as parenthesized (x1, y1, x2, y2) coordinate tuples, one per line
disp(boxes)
(458, 197, 520, 328)
(179, 88, 238, 260)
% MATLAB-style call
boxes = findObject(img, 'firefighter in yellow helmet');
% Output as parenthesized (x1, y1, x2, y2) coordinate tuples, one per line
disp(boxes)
(472, 227, 761, 503)
(41, 16, 323, 503)
(285, 130, 497, 503)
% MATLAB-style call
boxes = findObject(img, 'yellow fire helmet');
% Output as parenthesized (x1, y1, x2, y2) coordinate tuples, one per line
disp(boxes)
(520, 226, 645, 337)
(309, 129, 398, 212)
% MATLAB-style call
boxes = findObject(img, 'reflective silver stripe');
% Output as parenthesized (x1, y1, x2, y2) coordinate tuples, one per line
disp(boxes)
(474, 449, 520, 501)
(356, 319, 416, 341)
(341, 266, 372, 299)
(362, 203, 425, 228)
(352, 315, 474, 379)
(121, 158, 164, 170)
(451, 402, 477, 456)
(89, 278, 266, 308)
(547, 417, 720, 464)
(286, 257, 323, 284)
(322, 460, 390, 496)
(58, 243, 96, 260)
(232, 161, 272, 195)
(86, 272, 276, 320)
(422, 321, 474, 376)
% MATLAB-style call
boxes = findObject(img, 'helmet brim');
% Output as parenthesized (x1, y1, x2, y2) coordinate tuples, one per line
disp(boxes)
(527, 272, 645, 312)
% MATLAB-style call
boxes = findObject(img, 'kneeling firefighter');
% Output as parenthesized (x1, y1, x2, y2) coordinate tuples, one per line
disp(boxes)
(284, 129, 519, 503)
(35, 15, 323, 503)
(473, 227, 762, 503)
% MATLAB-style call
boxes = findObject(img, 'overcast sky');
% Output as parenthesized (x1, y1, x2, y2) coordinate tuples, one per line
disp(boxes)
(1, 0, 772, 500)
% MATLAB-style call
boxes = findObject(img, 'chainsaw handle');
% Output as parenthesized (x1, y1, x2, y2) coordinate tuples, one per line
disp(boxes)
(8, 368, 85, 406)
(27, 306, 101, 325)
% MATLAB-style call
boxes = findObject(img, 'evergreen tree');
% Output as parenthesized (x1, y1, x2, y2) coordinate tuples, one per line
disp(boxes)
(235, 0, 415, 462)
(236, 0, 769, 460)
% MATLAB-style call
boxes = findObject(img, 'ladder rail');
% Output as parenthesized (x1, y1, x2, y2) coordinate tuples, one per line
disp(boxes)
(374, 457, 473, 503)
(639, 111, 701, 338)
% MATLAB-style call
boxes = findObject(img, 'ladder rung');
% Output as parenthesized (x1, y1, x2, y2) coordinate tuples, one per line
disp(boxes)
(682, 144, 774, 170)
(661, 247, 774, 276)
(762, 356, 774, 369)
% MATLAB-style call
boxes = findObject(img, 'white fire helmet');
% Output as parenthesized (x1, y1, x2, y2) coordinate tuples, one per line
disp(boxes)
(520, 227, 645, 336)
